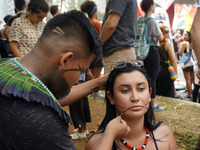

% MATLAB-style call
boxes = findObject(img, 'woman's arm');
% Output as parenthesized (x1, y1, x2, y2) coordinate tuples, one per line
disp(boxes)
(177, 42, 186, 56)
(9, 41, 22, 57)
(166, 42, 177, 73)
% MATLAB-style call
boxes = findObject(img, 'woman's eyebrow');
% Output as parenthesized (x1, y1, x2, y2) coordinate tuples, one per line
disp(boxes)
(119, 82, 146, 87)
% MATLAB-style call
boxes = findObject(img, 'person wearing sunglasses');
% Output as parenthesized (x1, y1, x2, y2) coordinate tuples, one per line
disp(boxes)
(0, 11, 107, 149)
(86, 61, 177, 150)
(156, 25, 177, 98)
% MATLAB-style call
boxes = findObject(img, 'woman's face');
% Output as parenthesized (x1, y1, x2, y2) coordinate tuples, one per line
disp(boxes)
(151, 3, 156, 13)
(183, 32, 190, 41)
(164, 28, 170, 38)
(107, 71, 152, 118)
(29, 11, 47, 24)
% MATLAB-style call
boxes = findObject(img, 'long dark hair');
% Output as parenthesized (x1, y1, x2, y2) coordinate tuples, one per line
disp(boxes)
(92, 63, 159, 146)
(186, 31, 192, 43)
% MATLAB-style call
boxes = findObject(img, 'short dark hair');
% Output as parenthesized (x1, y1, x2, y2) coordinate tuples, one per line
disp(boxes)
(50, 5, 58, 16)
(140, 0, 154, 14)
(28, 0, 49, 13)
(80, 1, 97, 18)
(4, 15, 12, 23)
(14, 0, 26, 11)
(39, 10, 102, 59)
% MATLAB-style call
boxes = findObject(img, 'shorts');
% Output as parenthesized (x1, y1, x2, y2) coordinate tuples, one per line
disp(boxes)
(183, 66, 194, 72)
(102, 47, 136, 74)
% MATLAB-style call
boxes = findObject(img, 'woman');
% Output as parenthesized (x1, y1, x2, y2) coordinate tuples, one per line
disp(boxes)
(178, 31, 195, 99)
(80, 1, 104, 99)
(9, 0, 49, 57)
(86, 62, 177, 150)
(156, 26, 177, 97)
(140, 0, 164, 111)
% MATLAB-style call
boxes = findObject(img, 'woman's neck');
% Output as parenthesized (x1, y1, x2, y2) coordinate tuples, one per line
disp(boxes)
(122, 116, 145, 139)
(145, 11, 152, 18)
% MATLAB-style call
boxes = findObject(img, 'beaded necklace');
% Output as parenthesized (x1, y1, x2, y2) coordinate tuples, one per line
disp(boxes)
(120, 127, 149, 150)
(12, 58, 57, 102)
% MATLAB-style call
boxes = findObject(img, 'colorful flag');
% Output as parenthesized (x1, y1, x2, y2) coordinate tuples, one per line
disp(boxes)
(189, 5, 197, 18)
(154, 0, 174, 10)
(185, 12, 193, 31)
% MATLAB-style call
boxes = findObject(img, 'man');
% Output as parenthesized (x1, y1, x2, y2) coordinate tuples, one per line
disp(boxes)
(100, 0, 138, 74)
(50, 5, 60, 17)
(191, 1, 200, 148)
(0, 10, 105, 149)
(191, 2, 200, 80)
(3, 0, 26, 40)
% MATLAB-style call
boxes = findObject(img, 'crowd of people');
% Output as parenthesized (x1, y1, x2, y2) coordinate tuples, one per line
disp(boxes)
(0, 0, 200, 149)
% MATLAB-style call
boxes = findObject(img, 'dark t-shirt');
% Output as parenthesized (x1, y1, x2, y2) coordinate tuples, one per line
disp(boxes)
(0, 94, 76, 150)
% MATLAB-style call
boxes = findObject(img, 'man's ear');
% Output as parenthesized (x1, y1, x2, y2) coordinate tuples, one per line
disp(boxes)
(59, 52, 73, 70)
(107, 91, 115, 105)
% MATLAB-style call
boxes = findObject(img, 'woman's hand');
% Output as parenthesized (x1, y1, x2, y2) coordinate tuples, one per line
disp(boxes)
(104, 116, 130, 140)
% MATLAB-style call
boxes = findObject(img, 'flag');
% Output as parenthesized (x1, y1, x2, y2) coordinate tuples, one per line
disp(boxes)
(154, 0, 174, 10)
(189, 5, 197, 18)
(185, 12, 193, 31)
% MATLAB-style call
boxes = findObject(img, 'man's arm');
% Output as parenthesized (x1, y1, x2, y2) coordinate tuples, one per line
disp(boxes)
(59, 74, 108, 106)
(191, 8, 200, 78)
(100, 13, 121, 44)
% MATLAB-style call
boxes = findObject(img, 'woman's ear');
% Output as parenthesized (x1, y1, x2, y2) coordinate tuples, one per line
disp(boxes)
(149, 87, 152, 102)
(107, 91, 115, 105)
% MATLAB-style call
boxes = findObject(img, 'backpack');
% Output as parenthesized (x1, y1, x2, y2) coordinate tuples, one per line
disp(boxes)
(134, 17, 152, 60)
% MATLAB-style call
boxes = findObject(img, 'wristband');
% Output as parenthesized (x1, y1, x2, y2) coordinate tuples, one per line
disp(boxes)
(195, 0, 200, 8)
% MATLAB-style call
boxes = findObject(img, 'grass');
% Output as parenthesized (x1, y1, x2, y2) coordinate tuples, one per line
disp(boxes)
(66, 95, 200, 150)
(155, 96, 200, 150)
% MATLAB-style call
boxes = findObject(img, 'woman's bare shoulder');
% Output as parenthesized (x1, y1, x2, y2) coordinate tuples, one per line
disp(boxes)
(153, 123, 175, 141)
(85, 133, 103, 150)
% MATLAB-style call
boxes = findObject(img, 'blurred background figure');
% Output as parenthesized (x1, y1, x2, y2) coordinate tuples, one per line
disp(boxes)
(50, 5, 60, 17)
(0, 15, 12, 58)
(178, 31, 195, 100)
(156, 25, 177, 98)
(3, 0, 26, 41)
(8, 0, 49, 57)
(69, 69, 93, 140)
(140, 0, 164, 111)
(80, 0, 104, 99)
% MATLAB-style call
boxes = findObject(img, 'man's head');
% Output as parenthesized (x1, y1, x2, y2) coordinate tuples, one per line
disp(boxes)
(50, 5, 59, 17)
(14, 0, 26, 11)
(31, 10, 102, 99)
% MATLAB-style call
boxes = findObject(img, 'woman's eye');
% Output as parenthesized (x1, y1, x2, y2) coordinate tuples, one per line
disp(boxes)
(122, 89, 129, 93)
(138, 88, 144, 91)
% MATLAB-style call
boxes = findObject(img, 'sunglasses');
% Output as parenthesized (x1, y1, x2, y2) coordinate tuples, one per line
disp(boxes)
(111, 60, 143, 70)
(165, 30, 169, 34)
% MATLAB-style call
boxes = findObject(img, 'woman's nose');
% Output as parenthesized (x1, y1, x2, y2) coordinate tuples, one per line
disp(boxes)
(130, 90, 139, 102)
